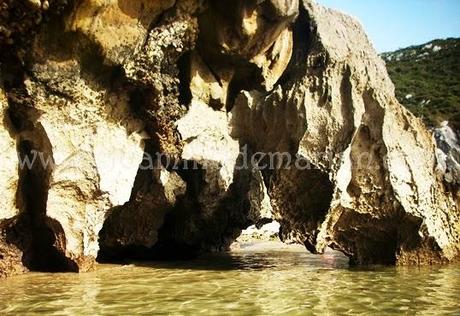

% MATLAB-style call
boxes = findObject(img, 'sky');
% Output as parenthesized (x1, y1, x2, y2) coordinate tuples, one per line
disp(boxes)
(316, 0, 460, 52)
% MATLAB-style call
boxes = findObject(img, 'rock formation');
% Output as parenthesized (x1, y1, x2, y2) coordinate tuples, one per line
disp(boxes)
(435, 122, 460, 187)
(1, 0, 459, 277)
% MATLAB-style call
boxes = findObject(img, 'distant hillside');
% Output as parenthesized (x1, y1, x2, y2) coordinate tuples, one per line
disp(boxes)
(382, 38, 460, 131)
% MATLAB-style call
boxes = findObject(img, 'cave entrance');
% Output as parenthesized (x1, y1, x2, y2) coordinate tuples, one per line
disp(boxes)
(2, 134, 78, 273)
(0, 46, 80, 273)
(97, 151, 337, 264)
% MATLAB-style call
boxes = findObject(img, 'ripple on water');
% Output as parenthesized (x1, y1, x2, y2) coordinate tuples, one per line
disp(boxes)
(0, 245, 459, 315)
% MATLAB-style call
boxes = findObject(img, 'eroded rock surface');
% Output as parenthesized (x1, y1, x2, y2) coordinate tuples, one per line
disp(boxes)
(1, 0, 459, 276)
(68, 0, 176, 64)
(0, 80, 18, 221)
(231, 2, 459, 265)
(0, 80, 25, 278)
(435, 122, 460, 186)
(26, 57, 145, 267)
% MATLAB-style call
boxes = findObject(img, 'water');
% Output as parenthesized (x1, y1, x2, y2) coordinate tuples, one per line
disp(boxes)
(1, 242, 459, 315)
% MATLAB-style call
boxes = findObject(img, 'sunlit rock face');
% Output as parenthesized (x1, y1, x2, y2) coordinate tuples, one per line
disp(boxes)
(0, 0, 146, 274)
(0, 81, 25, 278)
(1, 0, 459, 277)
(68, 0, 176, 65)
(435, 122, 460, 187)
(26, 55, 145, 267)
(231, 2, 459, 264)
(0, 82, 18, 221)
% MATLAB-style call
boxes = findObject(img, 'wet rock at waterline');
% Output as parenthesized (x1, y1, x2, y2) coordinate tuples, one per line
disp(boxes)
(1, 0, 459, 277)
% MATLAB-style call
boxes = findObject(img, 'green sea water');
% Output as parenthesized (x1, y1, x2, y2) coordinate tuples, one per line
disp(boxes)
(1, 243, 459, 315)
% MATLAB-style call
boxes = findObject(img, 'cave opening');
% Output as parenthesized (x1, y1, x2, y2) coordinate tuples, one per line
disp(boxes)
(95, 1, 338, 265)
(4, 136, 78, 273)
(96, 146, 341, 266)
(1, 58, 78, 272)
(97, 155, 255, 262)
(261, 161, 334, 254)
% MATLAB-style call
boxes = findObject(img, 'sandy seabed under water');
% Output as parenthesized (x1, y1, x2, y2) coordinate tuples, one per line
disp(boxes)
(0, 242, 459, 315)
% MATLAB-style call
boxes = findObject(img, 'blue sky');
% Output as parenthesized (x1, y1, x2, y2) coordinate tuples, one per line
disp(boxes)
(316, 0, 460, 52)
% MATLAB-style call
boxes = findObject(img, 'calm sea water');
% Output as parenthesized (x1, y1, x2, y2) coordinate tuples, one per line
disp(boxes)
(1, 242, 459, 315)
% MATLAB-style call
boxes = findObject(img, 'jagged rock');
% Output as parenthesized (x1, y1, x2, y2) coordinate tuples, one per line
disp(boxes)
(251, 27, 294, 91)
(99, 103, 274, 258)
(25, 55, 145, 267)
(231, 1, 459, 265)
(67, 0, 176, 64)
(197, 0, 298, 102)
(0, 81, 26, 278)
(435, 122, 460, 186)
(0, 0, 69, 63)
(248, 168, 274, 223)
(177, 100, 240, 194)
(123, 3, 199, 154)
(235, 221, 281, 244)
(1, 0, 459, 277)
(98, 163, 187, 259)
(199, 0, 298, 59)
(0, 81, 18, 221)
(189, 51, 234, 109)
(0, 15, 146, 273)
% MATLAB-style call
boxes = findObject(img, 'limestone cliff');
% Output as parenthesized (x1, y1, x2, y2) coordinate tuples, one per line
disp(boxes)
(0, 0, 459, 277)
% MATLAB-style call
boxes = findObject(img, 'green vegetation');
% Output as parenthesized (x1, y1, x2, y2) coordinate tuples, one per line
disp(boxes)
(381, 38, 460, 131)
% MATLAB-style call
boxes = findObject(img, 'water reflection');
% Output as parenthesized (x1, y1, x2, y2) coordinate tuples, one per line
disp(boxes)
(0, 244, 459, 315)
